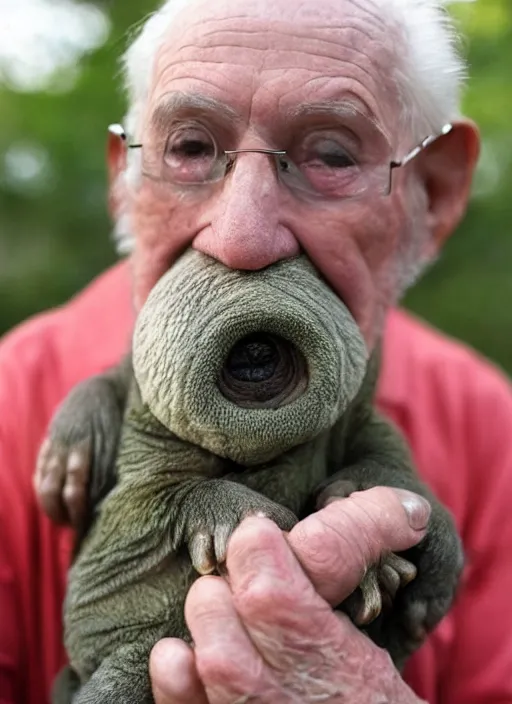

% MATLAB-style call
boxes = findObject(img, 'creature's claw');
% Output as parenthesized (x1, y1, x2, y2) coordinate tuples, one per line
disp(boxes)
(189, 532, 217, 575)
(188, 523, 238, 575)
(356, 568, 382, 625)
(353, 553, 418, 627)
(35, 437, 92, 529)
(185, 485, 297, 576)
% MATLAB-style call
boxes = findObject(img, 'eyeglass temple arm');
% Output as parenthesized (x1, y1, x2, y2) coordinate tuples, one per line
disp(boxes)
(390, 123, 453, 170)
(108, 124, 142, 149)
(386, 123, 453, 197)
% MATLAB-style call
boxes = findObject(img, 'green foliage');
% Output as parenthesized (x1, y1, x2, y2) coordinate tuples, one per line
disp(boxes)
(0, 0, 510, 375)
(404, 0, 512, 373)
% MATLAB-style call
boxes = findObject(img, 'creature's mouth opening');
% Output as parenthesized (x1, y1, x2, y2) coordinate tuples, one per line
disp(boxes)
(218, 333, 308, 409)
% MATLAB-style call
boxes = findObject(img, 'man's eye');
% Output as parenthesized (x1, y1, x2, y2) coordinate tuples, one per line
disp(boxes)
(163, 127, 217, 182)
(289, 137, 362, 199)
(166, 128, 215, 160)
(317, 150, 355, 168)
(306, 140, 356, 169)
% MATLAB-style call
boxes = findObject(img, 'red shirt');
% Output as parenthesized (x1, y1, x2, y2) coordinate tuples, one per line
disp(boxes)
(1, 262, 512, 704)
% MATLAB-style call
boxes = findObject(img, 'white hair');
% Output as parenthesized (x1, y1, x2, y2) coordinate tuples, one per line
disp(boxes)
(380, 0, 470, 136)
(114, 0, 470, 254)
(122, 0, 468, 137)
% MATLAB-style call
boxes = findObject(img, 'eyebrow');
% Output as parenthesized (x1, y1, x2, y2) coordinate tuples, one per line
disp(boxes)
(150, 93, 241, 131)
(149, 92, 391, 150)
(288, 99, 388, 137)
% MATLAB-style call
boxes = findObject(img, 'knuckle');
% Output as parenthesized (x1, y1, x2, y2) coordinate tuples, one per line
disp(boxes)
(324, 496, 388, 562)
(228, 519, 288, 574)
(197, 647, 265, 696)
(294, 513, 350, 571)
(63, 485, 84, 508)
(371, 642, 395, 672)
(197, 649, 240, 684)
(231, 515, 281, 553)
(66, 454, 89, 480)
(236, 574, 294, 620)
(41, 471, 63, 495)
(46, 453, 62, 472)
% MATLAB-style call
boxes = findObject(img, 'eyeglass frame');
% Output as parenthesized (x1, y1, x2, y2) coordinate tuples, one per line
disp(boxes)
(108, 121, 454, 201)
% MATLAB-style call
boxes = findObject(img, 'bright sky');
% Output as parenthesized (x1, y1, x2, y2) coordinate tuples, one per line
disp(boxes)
(0, 0, 110, 92)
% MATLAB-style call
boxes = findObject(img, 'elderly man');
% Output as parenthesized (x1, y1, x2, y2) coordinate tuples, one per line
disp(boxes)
(1, 0, 511, 702)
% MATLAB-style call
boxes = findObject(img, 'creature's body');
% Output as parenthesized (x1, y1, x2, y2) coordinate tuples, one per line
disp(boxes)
(47, 252, 463, 703)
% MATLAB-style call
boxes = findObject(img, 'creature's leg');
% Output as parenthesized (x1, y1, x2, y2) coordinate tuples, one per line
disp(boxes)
(35, 354, 131, 537)
(70, 642, 154, 704)
(51, 665, 81, 704)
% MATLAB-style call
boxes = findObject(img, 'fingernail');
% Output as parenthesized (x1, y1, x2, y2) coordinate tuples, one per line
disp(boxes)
(395, 489, 431, 531)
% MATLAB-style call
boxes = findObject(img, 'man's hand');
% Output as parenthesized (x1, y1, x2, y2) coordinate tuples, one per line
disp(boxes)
(150, 487, 430, 703)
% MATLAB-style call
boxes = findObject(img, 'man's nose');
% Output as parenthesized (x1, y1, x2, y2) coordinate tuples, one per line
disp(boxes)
(193, 154, 300, 270)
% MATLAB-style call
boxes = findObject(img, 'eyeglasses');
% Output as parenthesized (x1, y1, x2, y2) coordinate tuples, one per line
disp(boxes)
(108, 122, 453, 204)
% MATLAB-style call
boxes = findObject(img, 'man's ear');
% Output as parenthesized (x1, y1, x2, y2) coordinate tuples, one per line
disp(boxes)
(416, 118, 480, 251)
(106, 129, 128, 221)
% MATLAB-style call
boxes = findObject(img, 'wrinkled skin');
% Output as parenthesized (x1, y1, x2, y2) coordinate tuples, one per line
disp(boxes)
(43, 252, 462, 704)
(124, 0, 478, 343)
(148, 499, 433, 704)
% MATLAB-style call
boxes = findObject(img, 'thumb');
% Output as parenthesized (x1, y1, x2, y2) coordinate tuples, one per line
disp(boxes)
(288, 486, 431, 606)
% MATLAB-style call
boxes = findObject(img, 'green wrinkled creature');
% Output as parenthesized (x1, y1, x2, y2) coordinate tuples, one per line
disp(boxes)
(45, 250, 462, 703)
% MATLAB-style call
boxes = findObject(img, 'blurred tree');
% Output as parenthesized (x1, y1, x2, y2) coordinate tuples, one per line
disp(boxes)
(0, 1, 146, 331)
(0, 0, 510, 374)
(404, 0, 512, 372)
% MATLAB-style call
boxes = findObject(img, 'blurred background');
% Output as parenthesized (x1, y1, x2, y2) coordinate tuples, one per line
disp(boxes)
(0, 0, 510, 373)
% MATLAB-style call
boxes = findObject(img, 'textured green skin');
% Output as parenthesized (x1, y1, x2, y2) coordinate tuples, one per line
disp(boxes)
(50, 253, 463, 702)
(132, 251, 369, 466)
(52, 354, 462, 704)
(62, 381, 330, 701)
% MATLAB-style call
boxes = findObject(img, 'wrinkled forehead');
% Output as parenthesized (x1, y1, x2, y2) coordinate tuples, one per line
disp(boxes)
(147, 0, 402, 140)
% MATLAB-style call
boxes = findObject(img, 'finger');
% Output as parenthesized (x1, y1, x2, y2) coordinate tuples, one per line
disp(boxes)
(36, 444, 68, 523)
(62, 441, 91, 530)
(184, 575, 271, 703)
(227, 517, 337, 666)
(288, 486, 431, 606)
(150, 639, 208, 704)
